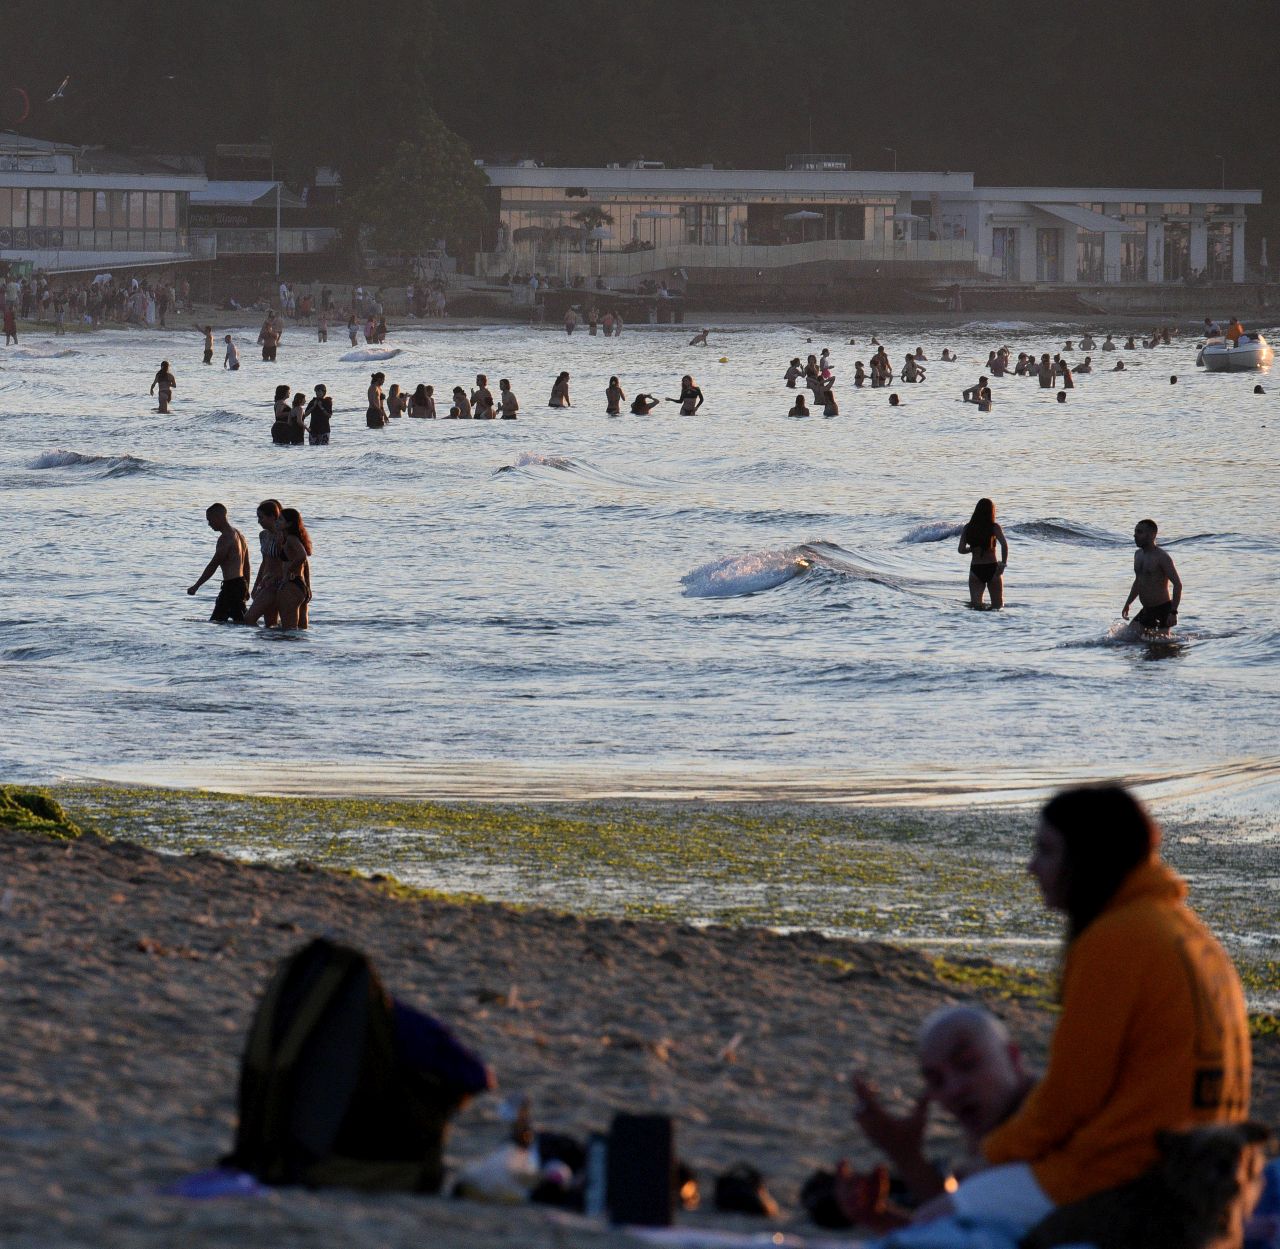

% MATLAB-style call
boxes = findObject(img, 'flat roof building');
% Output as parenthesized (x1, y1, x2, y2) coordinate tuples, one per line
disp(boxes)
(477, 162, 1260, 288)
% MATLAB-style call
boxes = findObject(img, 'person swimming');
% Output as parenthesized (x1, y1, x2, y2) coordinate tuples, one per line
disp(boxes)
(788, 393, 809, 417)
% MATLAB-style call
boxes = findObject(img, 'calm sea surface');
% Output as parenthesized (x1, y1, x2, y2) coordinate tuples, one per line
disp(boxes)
(3, 316, 1279, 811)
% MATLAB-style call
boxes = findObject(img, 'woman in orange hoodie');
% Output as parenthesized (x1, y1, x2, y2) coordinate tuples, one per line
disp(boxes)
(943, 785, 1251, 1228)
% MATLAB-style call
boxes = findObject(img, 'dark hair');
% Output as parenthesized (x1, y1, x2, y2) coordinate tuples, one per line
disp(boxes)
(274, 384, 290, 402)
(257, 498, 282, 519)
(1138, 518, 1158, 533)
(1041, 785, 1160, 940)
(279, 507, 313, 556)
(964, 498, 996, 551)
(412, 384, 428, 402)
(206, 502, 227, 518)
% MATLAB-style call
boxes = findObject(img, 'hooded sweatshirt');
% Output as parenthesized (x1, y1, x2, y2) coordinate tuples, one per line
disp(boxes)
(982, 858, 1250, 1205)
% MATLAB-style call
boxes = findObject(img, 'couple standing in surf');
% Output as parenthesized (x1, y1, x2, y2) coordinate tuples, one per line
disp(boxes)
(187, 498, 313, 629)
(958, 500, 1182, 629)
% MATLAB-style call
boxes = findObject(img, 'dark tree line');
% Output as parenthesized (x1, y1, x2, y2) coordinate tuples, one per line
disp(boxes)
(4, 0, 1279, 254)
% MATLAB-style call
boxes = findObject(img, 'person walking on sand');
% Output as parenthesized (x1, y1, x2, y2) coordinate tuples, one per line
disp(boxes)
(1122, 518, 1182, 632)
(958, 497, 1008, 609)
(223, 334, 240, 371)
(150, 360, 176, 413)
(187, 503, 251, 622)
(201, 325, 214, 365)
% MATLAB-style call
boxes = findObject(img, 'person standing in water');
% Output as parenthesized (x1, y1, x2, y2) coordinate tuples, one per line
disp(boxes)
(958, 497, 1008, 609)
(1122, 518, 1182, 631)
(549, 371, 571, 407)
(499, 379, 519, 419)
(630, 392, 660, 414)
(223, 334, 240, 370)
(201, 325, 214, 365)
(276, 508, 313, 631)
(150, 360, 176, 412)
(187, 502, 251, 622)
(605, 376, 625, 415)
(243, 499, 284, 627)
(366, 372, 388, 427)
(670, 374, 704, 414)
(305, 384, 332, 444)
(472, 373, 496, 420)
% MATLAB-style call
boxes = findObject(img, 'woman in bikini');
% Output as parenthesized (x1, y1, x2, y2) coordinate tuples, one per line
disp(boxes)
(366, 372, 387, 428)
(243, 499, 285, 626)
(548, 371, 571, 407)
(276, 508, 313, 631)
(605, 376, 625, 415)
(671, 374, 704, 415)
(958, 496, 1009, 610)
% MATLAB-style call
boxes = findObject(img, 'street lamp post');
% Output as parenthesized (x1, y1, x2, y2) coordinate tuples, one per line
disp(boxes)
(883, 147, 897, 173)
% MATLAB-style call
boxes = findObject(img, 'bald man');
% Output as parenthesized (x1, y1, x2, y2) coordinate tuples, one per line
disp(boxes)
(852, 1006, 1035, 1204)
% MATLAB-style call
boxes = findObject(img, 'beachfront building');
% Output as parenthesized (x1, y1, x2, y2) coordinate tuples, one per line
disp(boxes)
(474, 159, 1260, 288)
(187, 181, 339, 261)
(0, 132, 211, 274)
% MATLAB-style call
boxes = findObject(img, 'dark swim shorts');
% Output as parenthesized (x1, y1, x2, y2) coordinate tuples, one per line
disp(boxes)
(1136, 601, 1175, 630)
(970, 562, 1001, 585)
(211, 577, 249, 623)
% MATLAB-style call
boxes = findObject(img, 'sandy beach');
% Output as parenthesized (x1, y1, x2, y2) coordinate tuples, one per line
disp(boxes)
(2, 806, 1276, 1248)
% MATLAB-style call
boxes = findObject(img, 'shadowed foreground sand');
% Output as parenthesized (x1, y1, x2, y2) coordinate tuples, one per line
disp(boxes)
(2, 826, 1275, 1248)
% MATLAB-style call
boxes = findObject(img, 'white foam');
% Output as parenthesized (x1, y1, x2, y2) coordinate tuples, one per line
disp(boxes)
(681, 546, 811, 598)
(903, 521, 962, 544)
(339, 346, 402, 362)
(7, 344, 77, 359)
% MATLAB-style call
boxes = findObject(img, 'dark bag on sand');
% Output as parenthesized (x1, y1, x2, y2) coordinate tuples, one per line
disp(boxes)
(225, 937, 461, 1192)
(713, 1162, 779, 1217)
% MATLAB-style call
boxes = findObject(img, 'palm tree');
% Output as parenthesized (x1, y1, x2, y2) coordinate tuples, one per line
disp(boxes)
(571, 207, 615, 253)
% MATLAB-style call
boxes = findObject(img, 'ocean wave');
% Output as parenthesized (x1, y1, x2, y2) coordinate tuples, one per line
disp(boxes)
(339, 346, 403, 362)
(681, 540, 914, 599)
(496, 451, 673, 491)
(903, 521, 963, 544)
(1007, 518, 1119, 546)
(28, 449, 153, 477)
(6, 344, 78, 359)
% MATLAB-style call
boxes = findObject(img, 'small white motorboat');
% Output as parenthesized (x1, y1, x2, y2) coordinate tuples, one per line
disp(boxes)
(1197, 334, 1274, 371)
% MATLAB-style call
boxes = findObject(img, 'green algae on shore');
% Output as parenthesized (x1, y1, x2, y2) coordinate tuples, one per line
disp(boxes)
(0, 787, 83, 839)
(37, 782, 1280, 1008)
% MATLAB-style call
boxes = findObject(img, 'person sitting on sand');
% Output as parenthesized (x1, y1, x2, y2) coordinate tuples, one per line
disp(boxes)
(788, 394, 809, 417)
(920, 785, 1250, 1234)
(187, 503, 251, 622)
(959, 496, 1008, 609)
(852, 1005, 1035, 1207)
(605, 376, 626, 415)
(1122, 517, 1181, 632)
(630, 392, 660, 415)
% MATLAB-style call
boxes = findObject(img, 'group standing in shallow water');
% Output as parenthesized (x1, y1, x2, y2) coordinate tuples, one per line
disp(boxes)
(188, 498, 314, 630)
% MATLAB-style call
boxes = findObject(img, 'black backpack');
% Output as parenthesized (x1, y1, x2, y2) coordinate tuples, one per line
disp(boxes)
(226, 938, 459, 1192)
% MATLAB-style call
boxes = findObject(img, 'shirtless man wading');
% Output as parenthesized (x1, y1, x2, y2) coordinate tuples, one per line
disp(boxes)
(187, 503, 252, 622)
(1121, 517, 1182, 631)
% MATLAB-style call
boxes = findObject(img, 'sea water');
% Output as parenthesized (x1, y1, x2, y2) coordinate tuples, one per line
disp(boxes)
(2, 318, 1279, 816)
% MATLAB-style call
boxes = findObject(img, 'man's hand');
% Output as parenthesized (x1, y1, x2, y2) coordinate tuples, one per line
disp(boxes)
(187, 585, 198, 596)
(852, 1073, 929, 1163)
(1121, 603, 1131, 620)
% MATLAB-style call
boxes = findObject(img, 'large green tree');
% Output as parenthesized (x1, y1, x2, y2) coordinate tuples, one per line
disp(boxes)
(347, 108, 489, 258)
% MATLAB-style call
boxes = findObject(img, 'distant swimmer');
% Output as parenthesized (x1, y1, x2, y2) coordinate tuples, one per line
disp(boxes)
(605, 375, 626, 415)
(914, 346, 927, 361)
(689, 328, 710, 347)
(451, 385, 473, 419)
(958, 497, 1008, 609)
(150, 360, 176, 412)
(669, 374, 704, 414)
(1057, 359, 1074, 388)
(499, 378, 519, 419)
(1254, 384, 1266, 395)
(821, 386, 839, 416)
(1080, 333, 1097, 350)
(854, 361, 867, 387)
(871, 336, 881, 346)
(564, 308, 577, 335)
(1037, 353, 1055, 389)
(549, 371, 571, 407)
(1112, 360, 1126, 371)
(630, 392, 660, 415)
(187, 503, 251, 622)
(1063, 339, 1075, 351)
(1101, 334, 1116, 351)
(409, 383, 435, 418)
(201, 325, 214, 365)
(788, 394, 809, 417)
(785, 357, 802, 388)
(1076, 356, 1093, 374)
(1170, 375, 1178, 385)
(1013, 352, 1031, 377)
(347, 315, 359, 347)
(223, 334, 240, 371)
(1122, 517, 1182, 632)
(1123, 335, 1137, 351)
(941, 348, 956, 362)
(888, 392, 900, 407)
(1056, 391, 1067, 403)
(271, 384, 292, 444)
(977, 388, 993, 413)
(962, 375, 990, 403)
(288, 390, 307, 443)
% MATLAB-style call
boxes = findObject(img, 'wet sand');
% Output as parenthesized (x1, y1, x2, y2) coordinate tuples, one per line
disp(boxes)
(2, 822, 1276, 1248)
